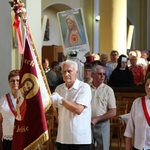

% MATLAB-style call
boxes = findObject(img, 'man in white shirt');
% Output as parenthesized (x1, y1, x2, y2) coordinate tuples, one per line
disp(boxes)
(50, 60, 92, 150)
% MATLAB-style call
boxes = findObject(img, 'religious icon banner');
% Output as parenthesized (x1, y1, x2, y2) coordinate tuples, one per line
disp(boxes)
(12, 34, 49, 150)
(57, 8, 90, 58)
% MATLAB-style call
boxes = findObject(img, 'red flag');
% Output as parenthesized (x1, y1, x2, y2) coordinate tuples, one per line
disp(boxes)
(12, 34, 49, 150)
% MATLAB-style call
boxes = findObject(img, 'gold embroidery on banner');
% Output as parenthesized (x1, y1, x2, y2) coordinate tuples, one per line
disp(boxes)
(24, 59, 35, 67)
(15, 125, 29, 132)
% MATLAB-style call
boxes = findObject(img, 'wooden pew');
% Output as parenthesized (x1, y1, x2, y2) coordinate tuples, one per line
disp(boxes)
(110, 86, 146, 148)
(112, 86, 146, 113)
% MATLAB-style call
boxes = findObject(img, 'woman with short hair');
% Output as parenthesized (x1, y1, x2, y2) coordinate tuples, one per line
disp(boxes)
(0, 69, 20, 150)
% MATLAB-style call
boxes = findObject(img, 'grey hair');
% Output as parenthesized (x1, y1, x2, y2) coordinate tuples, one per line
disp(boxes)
(91, 65, 105, 73)
(61, 60, 78, 71)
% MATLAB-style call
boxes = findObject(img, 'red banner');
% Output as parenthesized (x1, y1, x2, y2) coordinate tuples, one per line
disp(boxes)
(12, 35, 49, 150)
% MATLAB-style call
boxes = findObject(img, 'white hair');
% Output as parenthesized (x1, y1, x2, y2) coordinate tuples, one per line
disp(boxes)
(61, 60, 78, 71)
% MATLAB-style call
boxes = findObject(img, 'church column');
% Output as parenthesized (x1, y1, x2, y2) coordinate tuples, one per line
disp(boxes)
(93, 0, 100, 54)
(100, 0, 127, 56)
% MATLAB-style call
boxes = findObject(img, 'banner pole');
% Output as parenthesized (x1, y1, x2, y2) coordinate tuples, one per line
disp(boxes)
(21, 13, 58, 121)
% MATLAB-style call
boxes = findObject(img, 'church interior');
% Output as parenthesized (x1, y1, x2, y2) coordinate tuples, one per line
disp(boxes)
(0, 0, 150, 149)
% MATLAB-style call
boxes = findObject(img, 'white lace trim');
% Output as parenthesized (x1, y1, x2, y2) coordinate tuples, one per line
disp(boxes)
(3, 135, 13, 140)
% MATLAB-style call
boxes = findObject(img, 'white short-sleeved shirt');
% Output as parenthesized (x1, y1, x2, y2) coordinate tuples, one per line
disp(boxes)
(91, 83, 116, 118)
(0, 93, 16, 140)
(54, 79, 92, 144)
(124, 96, 150, 149)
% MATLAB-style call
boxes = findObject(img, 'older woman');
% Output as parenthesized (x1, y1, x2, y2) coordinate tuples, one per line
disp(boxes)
(0, 69, 20, 150)
(129, 56, 144, 86)
(124, 73, 150, 150)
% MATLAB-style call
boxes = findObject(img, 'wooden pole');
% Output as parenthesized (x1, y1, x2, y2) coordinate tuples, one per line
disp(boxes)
(21, 13, 58, 121)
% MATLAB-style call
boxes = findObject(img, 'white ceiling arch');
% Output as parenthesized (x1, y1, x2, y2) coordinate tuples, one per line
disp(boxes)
(42, 2, 73, 12)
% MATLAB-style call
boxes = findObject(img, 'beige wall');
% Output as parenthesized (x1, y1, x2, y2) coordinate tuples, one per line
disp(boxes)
(100, 0, 150, 57)
(100, 0, 127, 56)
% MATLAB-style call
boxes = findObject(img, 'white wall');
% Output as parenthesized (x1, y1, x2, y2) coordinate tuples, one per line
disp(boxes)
(0, 0, 12, 96)
(42, 8, 62, 46)
(27, 0, 42, 59)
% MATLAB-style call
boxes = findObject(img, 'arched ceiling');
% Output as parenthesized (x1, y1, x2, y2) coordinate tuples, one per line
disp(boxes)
(45, 4, 71, 12)
(43, 4, 71, 12)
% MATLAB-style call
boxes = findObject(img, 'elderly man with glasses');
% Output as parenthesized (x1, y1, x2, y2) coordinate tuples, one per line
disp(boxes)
(91, 65, 116, 150)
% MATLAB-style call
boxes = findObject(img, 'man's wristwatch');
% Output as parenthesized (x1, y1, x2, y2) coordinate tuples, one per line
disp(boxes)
(60, 99, 63, 105)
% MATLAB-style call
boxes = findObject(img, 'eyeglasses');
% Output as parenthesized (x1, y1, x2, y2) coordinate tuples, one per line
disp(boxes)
(93, 72, 106, 76)
(9, 79, 19, 83)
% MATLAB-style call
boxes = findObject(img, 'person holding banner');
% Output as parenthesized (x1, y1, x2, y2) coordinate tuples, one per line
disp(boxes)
(50, 60, 92, 150)
(124, 73, 150, 150)
(0, 69, 20, 150)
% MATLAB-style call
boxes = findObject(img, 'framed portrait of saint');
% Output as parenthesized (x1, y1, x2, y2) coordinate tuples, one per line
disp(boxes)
(57, 8, 90, 57)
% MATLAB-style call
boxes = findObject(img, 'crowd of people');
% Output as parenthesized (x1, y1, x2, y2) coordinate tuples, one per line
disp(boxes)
(49, 51, 150, 150)
(40, 50, 150, 150)
(85, 50, 150, 88)
(1, 49, 150, 150)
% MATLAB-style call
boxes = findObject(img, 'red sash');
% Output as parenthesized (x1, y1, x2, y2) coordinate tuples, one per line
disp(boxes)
(6, 93, 17, 117)
(142, 96, 150, 126)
